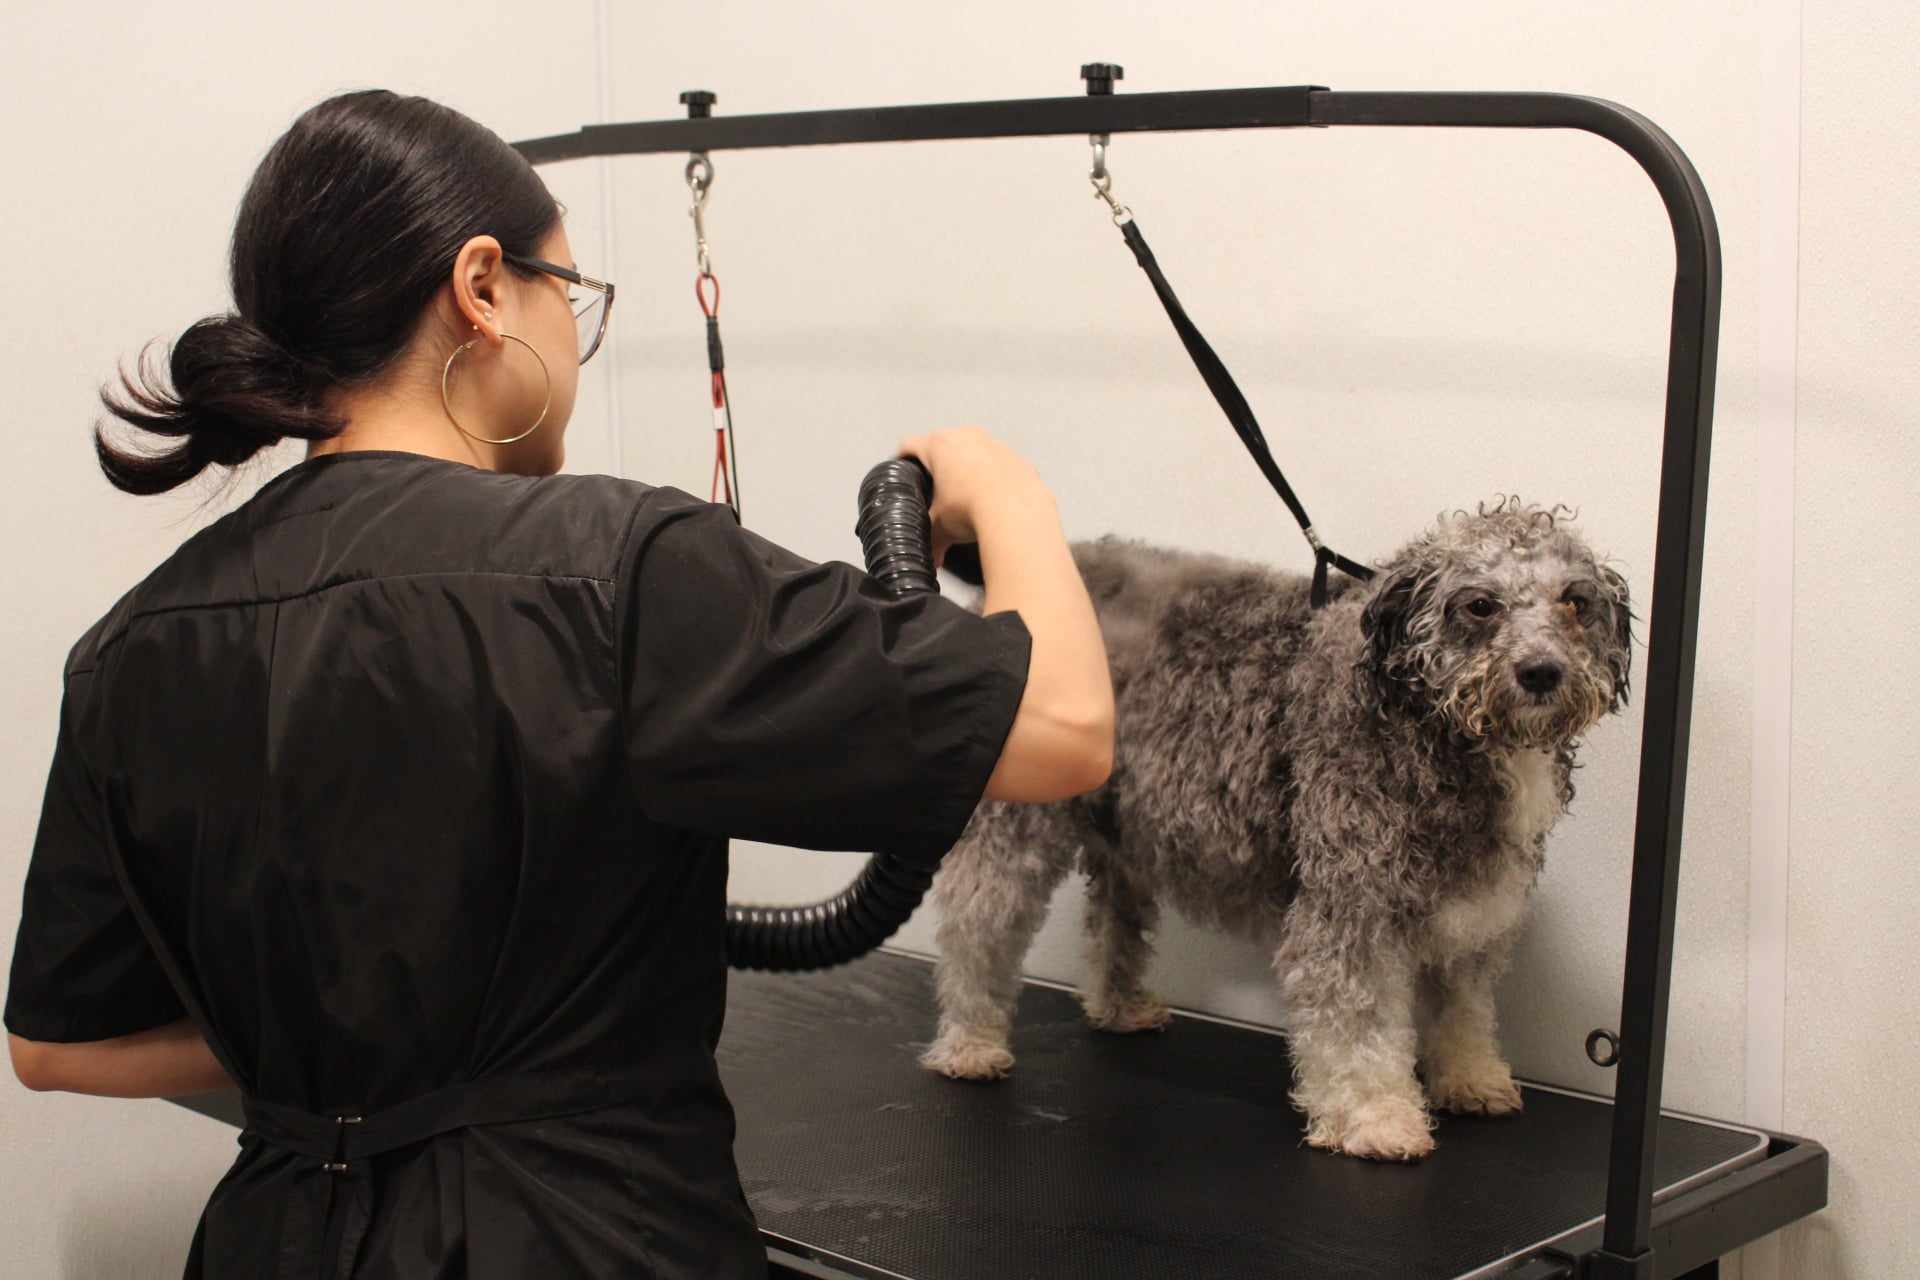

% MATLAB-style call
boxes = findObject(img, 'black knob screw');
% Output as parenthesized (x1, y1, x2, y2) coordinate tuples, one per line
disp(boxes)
(1080, 62, 1124, 96)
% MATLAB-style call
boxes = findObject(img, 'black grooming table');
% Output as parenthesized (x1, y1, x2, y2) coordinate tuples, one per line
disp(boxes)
(166, 950, 1825, 1279)
(719, 951, 1824, 1280)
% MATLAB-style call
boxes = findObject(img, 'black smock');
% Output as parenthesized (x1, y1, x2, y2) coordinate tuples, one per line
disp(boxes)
(4, 451, 1032, 1278)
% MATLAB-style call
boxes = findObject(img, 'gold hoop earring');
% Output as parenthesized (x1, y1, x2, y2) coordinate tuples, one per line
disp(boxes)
(440, 330, 552, 446)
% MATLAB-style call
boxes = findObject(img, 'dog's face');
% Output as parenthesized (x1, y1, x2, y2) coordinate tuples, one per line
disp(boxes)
(1359, 500, 1633, 749)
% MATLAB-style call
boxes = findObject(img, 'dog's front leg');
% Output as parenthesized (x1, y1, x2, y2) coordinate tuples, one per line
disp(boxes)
(1418, 955, 1524, 1117)
(1277, 929, 1435, 1162)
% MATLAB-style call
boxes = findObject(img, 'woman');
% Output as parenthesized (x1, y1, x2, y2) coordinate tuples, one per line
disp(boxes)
(5, 90, 1112, 1278)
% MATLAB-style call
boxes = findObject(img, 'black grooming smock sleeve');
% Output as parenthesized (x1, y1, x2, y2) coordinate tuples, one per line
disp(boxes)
(5, 676, 185, 1043)
(618, 487, 1033, 857)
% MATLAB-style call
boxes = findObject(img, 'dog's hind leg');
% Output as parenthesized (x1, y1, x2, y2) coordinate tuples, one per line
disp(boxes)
(1418, 950, 1524, 1117)
(921, 802, 1075, 1082)
(1080, 841, 1173, 1033)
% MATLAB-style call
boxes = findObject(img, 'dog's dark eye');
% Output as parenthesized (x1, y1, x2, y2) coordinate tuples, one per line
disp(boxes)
(1563, 592, 1592, 618)
(1465, 597, 1502, 620)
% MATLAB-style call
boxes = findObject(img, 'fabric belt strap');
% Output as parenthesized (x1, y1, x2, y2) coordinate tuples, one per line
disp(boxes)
(1116, 216, 1375, 608)
(237, 1066, 668, 1279)
(240, 1065, 653, 1172)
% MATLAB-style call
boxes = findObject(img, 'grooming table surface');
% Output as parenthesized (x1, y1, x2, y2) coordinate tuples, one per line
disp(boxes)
(718, 951, 1766, 1280)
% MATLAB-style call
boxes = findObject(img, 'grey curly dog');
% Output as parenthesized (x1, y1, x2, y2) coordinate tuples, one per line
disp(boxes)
(921, 499, 1633, 1161)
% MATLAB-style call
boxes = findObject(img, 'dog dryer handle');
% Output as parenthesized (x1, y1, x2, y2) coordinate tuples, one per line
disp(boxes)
(854, 457, 986, 588)
(855, 458, 942, 598)
(722, 456, 961, 972)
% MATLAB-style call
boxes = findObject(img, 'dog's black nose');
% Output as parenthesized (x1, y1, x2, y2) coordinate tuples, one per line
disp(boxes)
(1518, 661, 1565, 695)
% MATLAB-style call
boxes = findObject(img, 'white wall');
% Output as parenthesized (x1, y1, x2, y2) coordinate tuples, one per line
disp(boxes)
(1766, 0, 1920, 1273)
(3, 1, 1911, 1276)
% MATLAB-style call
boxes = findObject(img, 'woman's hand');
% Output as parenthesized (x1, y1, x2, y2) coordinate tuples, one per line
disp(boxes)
(896, 428, 1049, 568)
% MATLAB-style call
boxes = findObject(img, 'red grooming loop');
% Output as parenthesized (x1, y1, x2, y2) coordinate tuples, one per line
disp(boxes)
(698, 270, 737, 512)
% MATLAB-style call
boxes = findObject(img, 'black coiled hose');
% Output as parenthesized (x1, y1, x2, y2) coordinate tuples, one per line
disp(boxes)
(722, 458, 966, 972)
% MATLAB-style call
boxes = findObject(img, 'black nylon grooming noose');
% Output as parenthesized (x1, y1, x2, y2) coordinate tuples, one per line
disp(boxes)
(1115, 217, 1374, 607)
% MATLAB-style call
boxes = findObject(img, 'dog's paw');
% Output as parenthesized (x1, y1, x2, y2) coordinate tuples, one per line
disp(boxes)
(1081, 991, 1174, 1034)
(1306, 1097, 1437, 1163)
(920, 1028, 1015, 1081)
(1426, 1061, 1525, 1117)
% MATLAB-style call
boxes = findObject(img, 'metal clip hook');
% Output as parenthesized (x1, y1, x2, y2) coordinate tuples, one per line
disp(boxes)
(685, 152, 714, 199)
(1090, 174, 1132, 227)
(686, 153, 715, 275)
(1087, 133, 1132, 226)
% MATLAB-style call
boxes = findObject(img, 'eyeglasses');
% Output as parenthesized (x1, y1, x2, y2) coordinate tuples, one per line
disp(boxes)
(502, 252, 616, 365)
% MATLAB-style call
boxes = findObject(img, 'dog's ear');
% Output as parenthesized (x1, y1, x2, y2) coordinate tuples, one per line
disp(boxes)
(1359, 565, 1425, 710)
(1598, 564, 1635, 711)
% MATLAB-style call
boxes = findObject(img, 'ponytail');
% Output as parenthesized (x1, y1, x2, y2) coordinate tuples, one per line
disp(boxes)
(97, 314, 341, 495)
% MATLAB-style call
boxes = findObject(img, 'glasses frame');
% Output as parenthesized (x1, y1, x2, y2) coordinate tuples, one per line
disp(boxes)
(502, 252, 616, 366)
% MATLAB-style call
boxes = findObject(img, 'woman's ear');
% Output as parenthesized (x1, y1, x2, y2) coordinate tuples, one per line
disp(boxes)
(450, 234, 506, 341)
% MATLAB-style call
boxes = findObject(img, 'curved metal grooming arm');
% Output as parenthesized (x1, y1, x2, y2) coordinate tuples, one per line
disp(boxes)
(518, 84, 1721, 1278)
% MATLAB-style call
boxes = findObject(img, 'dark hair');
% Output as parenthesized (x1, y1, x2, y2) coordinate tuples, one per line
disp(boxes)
(97, 90, 561, 494)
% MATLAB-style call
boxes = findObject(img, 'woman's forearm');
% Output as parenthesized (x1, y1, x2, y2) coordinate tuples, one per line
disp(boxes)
(976, 490, 1116, 800)
(9, 1020, 233, 1098)
(895, 427, 1115, 802)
